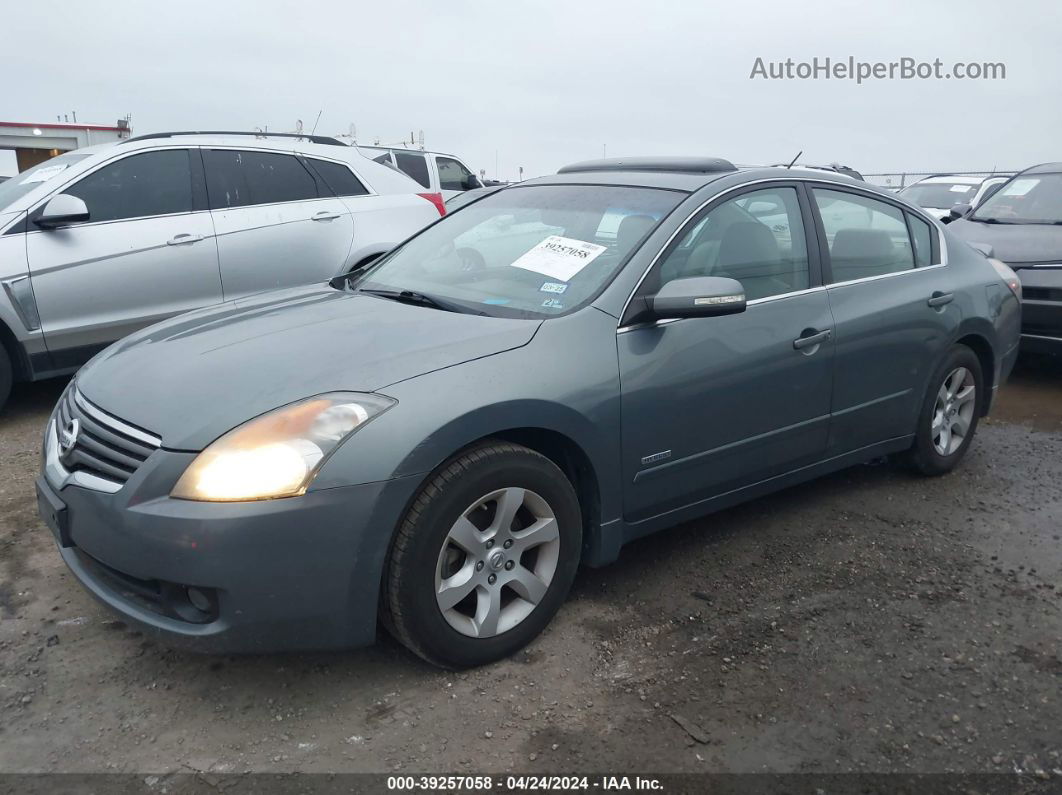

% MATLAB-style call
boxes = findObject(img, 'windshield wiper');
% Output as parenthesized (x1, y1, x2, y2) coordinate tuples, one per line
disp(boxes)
(358, 288, 485, 315)
(975, 217, 1021, 224)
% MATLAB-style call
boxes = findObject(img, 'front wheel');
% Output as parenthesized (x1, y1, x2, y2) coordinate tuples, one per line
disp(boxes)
(904, 345, 984, 476)
(382, 441, 582, 669)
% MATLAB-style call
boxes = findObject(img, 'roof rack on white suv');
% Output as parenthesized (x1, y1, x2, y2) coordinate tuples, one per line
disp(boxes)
(124, 131, 349, 147)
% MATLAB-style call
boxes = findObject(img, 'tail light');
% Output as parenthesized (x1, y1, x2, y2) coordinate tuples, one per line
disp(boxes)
(988, 258, 1021, 300)
(417, 192, 446, 217)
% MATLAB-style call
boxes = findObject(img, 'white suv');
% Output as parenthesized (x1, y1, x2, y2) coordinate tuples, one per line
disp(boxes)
(0, 131, 443, 409)
(358, 146, 482, 199)
(899, 174, 1011, 219)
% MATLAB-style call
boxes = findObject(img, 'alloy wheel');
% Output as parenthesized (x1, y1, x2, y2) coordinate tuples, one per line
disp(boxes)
(434, 487, 560, 638)
(931, 366, 976, 456)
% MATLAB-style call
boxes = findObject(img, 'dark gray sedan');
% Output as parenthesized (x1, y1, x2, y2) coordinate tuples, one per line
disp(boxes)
(37, 157, 1021, 668)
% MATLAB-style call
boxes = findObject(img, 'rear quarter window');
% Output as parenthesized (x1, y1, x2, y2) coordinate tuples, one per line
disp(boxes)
(308, 159, 369, 197)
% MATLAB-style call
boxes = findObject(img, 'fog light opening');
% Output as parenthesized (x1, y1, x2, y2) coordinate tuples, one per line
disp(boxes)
(186, 587, 213, 613)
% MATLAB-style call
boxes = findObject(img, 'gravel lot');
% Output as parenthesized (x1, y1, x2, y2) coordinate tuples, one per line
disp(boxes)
(0, 357, 1059, 778)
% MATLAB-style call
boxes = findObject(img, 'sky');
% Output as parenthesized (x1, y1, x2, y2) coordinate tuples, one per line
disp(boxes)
(2, 0, 1059, 181)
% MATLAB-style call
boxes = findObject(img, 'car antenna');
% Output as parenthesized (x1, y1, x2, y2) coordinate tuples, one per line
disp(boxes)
(785, 150, 803, 169)
(310, 110, 323, 136)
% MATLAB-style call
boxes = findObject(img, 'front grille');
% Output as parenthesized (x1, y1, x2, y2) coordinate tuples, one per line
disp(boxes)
(1023, 286, 1062, 303)
(55, 387, 161, 486)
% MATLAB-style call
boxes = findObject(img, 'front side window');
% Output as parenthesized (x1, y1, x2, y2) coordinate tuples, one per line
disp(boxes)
(971, 173, 1062, 224)
(653, 187, 810, 301)
(64, 150, 192, 223)
(813, 189, 914, 282)
(437, 156, 474, 192)
(204, 150, 319, 209)
(308, 158, 369, 197)
(354, 184, 682, 318)
(393, 152, 431, 188)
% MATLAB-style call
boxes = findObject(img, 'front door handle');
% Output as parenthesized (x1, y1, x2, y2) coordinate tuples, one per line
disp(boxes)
(311, 210, 342, 222)
(793, 328, 832, 351)
(166, 233, 204, 246)
(927, 291, 954, 308)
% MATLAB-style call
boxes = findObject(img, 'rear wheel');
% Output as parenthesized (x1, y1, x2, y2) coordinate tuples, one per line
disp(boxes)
(904, 345, 983, 476)
(382, 441, 582, 669)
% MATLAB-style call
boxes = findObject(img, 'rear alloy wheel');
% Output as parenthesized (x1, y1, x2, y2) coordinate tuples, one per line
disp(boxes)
(905, 345, 984, 476)
(382, 441, 581, 669)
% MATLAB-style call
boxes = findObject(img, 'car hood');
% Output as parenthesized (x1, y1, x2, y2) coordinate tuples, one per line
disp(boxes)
(77, 285, 541, 450)
(948, 218, 1062, 265)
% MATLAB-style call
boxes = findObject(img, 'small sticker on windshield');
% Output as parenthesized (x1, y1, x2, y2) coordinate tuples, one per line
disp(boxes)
(949, 184, 971, 192)
(483, 297, 510, 305)
(20, 164, 70, 184)
(1001, 178, 1037, 197)
(539, 281, 568, 294)
(541, 297, 564, 309)
(510, 235, 607, 282)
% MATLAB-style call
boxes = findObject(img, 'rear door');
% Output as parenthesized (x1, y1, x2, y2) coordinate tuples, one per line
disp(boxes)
(26, 148, 222, 365)
(204, 148, 355, 300)
(809, 185, 958, 452)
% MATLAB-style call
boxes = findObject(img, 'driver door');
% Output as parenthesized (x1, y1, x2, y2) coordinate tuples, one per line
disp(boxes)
(617, 183, 835, 521)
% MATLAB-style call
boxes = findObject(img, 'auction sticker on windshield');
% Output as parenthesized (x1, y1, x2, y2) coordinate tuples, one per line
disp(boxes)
(510, 236, 607, 282)
(20, 164, 70, 184)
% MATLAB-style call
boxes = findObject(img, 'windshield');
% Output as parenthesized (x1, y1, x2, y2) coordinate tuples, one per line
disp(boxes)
(0, 152, 91, 212)
(972, 174, 1062, 223)
(353, 184, 683, 318)
(900, 181, 978, 209)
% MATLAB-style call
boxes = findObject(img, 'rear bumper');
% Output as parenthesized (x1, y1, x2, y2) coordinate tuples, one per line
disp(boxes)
(1016, 266, 1062, 350)
(39, 423, 423, 653)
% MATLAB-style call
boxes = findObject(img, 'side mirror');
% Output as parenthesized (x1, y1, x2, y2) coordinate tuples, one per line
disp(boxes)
(35, 194, 89, 229)
(943, 203, 972, 224)
(650, 276, 746, 320)
(464, 174, 483, 190)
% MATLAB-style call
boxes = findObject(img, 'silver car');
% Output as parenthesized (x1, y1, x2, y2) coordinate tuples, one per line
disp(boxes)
(0, 132, 443, 409)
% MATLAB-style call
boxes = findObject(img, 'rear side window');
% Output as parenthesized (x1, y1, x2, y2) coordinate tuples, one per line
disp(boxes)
(436, 156, 474, 192)
(908, 213, 934, 267)
(812, 189, 915, 283)
(65, 150, 192, 223)
(393, 151, 430, 188)
(308, 159, 369, 197)
(204, 150, 319, 209)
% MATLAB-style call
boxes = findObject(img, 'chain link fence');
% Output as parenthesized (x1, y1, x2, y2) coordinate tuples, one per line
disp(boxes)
(862, 169, 1018, 191)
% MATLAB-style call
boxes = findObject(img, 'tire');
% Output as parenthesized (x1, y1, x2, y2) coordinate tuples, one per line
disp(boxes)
(904, 345, 984, 476)
(382, 440, 582, 669)
(0, 345, 12, 412)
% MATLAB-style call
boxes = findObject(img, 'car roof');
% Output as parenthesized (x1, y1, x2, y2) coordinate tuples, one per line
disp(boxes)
(911, 175, 985, 185)
(357, 145, 460, 159)
(1020, 162, 1062, 175)
(524, 160, 876, 194)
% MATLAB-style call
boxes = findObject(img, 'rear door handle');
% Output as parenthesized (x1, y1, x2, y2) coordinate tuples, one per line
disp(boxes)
(312, 210, 342, 222)
(166, 233, 204, 246)
(793, 328, 832, 350)
(927, 291, 954, 307)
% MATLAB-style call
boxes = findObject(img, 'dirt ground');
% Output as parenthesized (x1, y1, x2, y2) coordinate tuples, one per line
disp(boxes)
(0, 357, 1060, 779)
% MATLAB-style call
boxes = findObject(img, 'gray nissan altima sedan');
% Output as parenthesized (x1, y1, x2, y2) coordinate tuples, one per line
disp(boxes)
(37, 157, 1021, 668)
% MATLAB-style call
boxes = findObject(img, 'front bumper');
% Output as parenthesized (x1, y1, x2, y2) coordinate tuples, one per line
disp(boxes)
(39, 419, 422, 653)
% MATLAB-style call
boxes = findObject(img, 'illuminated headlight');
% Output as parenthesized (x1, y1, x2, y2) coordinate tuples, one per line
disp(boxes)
(171, 393, 394, 502)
